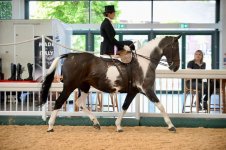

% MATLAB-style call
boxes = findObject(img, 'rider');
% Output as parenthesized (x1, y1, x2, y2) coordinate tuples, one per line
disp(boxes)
(100, 5, 135, 55)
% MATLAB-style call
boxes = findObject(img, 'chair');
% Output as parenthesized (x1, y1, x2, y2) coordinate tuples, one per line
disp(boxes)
(95, 92, 119, 112)
(182, 79, 200, 113)
(73, 91, 118, 112)
(183, 79, 222, 113)
(208, 93, 221, 112)
(208, 79, 222, 113)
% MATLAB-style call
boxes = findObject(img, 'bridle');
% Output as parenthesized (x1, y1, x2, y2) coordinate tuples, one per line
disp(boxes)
(134, 37, 180, 67)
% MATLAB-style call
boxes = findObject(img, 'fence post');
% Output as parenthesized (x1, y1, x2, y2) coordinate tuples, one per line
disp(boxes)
(135, 94, 140, 120)
(42, 35, 46, 81)
(41, 35, 47, 121)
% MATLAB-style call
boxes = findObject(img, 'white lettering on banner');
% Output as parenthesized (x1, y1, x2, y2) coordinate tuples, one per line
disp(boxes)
(38, 42, 53, 47)
(39, 51, 54, 56)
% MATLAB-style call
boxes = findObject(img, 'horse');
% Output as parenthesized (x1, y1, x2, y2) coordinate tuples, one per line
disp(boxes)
(40, 35, 181, 132)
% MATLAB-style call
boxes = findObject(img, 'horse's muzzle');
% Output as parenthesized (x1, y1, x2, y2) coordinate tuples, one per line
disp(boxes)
(168, 61, 180, 72)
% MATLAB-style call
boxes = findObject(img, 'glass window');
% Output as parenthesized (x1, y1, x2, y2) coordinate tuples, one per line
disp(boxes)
(122, 35, 149, 49)
(93, 35, 102, 54)
(90, 1, 119, 24)
(71, 35, 86, 52)
(29, 1, 89, 23)
(0, 1, 12, 19)
(28, 1, 216, 24)
(93, 34, 119, 54)
(153, 1, 216, 23)
(117, 1, 151, 24)
(90, 1, 151, 24)
(185, 35, 212, 69)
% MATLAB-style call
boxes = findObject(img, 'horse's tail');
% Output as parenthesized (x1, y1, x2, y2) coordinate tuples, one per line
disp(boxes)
(40, 54, 68, 105)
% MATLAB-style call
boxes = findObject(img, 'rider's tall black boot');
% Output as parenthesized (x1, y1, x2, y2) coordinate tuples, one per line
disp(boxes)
(16, 63, 23, 80)
(24, 63, 33, 81)
(8, 63, 16, 80)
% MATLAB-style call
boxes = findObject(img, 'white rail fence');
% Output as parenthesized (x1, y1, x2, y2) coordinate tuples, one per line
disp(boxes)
(0, 70, 226, 120)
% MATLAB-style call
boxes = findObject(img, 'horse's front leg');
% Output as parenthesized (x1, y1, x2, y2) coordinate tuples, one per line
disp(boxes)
(145, 90, 176, 132)
(115, 92, 137, 132)
(76, 91, 100, 130)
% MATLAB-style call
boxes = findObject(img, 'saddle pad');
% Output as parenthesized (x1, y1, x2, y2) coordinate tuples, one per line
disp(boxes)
(97, 54, 121, 61)
(97, 52, 132, 64)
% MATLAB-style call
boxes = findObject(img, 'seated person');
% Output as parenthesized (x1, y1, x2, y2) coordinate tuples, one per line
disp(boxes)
(186, 50, 215, 110)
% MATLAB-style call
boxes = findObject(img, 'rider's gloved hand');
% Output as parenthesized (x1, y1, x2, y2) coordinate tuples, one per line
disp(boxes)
(123, 45, 131, 51)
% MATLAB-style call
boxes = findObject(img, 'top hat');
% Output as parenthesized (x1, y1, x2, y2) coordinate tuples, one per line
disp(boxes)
(104, 5, 115, 13)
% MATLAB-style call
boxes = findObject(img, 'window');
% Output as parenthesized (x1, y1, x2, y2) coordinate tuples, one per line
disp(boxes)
(93, 34, 102, 54)
(90, 1, 119, 24)
(29, 1, 89, 24)
(0, 1, 12, 20)
(122, 34, 149, 49)
(71, 34, 86, 51)
(116, 1, 151, 24)
(28, 0, 216, 24)
(93, 34, 119, 54)
(153, 1, 216, 23)
(185, 35, 212, 69)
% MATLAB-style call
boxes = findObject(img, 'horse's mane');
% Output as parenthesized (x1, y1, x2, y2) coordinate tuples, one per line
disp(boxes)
(137, 36, 165, 55)
(144, 36, 165, 48)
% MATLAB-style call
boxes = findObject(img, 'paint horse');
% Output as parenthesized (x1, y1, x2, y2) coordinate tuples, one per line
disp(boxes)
(41, 35, 181, 132)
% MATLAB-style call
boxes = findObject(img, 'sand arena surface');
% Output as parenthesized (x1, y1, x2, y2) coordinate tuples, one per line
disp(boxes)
(0, 125, 226, 150)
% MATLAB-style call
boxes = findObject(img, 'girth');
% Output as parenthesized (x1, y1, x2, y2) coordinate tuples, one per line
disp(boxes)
(109, 55, 133, 93)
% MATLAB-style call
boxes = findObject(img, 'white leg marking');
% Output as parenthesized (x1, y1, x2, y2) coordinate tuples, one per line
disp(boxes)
(48, 109, 59, 131)
(155, 102, 174, 129)
(115, 110, 126, 132)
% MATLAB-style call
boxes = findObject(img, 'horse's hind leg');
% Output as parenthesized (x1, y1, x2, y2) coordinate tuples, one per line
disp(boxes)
(76, 91, 100, 130)
(47, 88, 73, 132)
(146, 90, 176, 132)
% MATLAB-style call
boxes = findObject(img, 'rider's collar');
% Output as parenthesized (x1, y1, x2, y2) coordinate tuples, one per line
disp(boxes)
(105, 17, 113, 23)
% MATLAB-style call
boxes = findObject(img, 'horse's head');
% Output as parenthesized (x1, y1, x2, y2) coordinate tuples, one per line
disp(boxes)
(159, 35, 181, 72)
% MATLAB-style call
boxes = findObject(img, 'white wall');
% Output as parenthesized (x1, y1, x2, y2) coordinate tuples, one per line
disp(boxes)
(0, 20, 52, 79)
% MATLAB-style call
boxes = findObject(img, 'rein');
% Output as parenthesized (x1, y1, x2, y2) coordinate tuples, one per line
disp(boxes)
(135, 52, 169, 67)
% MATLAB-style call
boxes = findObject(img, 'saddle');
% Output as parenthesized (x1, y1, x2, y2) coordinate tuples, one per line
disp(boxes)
(112, 50, 132, 64)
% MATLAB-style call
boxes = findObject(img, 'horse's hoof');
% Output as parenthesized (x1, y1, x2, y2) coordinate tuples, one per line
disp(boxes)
(93, 124, 101, 130)
(47, 129, 54, 132)
(168, 127, 176, 132)
(116, 129, 123, 132)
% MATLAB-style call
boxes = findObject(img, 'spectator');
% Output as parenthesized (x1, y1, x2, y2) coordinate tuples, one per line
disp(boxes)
(186, 50, 214, 110)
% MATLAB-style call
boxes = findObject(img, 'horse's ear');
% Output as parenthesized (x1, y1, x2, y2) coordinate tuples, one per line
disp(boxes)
(173, 35, 182, 42)
(176, 35, 182, 40)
